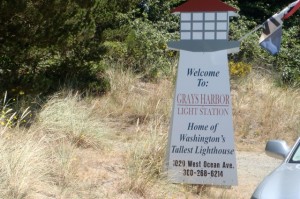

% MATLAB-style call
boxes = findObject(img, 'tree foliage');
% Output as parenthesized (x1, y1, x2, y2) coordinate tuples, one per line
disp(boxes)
(100, 0, 182, 79)
(1, 0, 300, 97)
(0, 0, 108, 96)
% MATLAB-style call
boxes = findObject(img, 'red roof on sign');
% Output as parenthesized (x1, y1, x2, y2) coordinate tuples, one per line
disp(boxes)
(172, 0, 237, 13)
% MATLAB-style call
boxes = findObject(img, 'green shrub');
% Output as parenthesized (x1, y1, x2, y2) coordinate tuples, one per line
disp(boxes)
(125, 19, 177, 79)
(275, 26, 300, 87)
(100, 0, 181, 80)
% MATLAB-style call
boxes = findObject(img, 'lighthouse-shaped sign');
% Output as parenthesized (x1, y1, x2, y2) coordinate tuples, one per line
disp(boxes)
(166, 0, 239, 185)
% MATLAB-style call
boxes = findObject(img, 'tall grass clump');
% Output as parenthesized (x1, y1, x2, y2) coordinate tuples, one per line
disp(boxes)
(121, 117, 169, 198)
(0, 130, 52, 199)
(37, 91, 107, 149)
(50, 140, 80, 197)
(98, 68, 174, 125)
(0, 92, 52, 199)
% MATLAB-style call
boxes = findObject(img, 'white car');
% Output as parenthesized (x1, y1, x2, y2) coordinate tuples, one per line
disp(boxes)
(251, 138, 300, 199)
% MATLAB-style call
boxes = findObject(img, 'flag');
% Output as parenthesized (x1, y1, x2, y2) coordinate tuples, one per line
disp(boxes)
(259, 0, 300, 55)
(259, 13, 283, 55)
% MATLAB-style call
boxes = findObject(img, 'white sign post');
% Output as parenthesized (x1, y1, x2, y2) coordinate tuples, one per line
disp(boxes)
(167, 50, 237, 185)
(166, 0, 240, 186)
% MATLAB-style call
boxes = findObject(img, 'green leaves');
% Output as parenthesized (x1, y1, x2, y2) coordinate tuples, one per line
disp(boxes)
(0, 0, 108, 96)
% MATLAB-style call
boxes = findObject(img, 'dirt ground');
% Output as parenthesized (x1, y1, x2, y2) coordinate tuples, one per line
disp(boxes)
(230, 150, 282, 198)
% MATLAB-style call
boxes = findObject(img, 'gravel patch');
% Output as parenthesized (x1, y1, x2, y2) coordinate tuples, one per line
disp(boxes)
(232, 151, 282, 198)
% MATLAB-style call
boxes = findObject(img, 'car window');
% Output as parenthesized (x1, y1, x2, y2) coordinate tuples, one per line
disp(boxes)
(292, 149, 300, 161)
(290, 143, 300, 163)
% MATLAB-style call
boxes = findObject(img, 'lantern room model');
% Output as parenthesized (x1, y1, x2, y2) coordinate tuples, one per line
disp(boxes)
(180, 12, 230, 40)
(168, 0, 240, 53)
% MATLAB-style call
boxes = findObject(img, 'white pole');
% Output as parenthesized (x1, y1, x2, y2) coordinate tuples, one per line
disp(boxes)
(238, 24, 263, 41)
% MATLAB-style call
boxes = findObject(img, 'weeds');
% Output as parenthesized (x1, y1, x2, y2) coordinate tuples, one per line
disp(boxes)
(0, 92, 31, 131)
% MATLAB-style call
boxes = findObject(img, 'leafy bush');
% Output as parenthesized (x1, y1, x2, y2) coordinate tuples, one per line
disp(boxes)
(229, 16, 263, 63)
(275, 26, 300, 87)
(125, 19, 177, 79)
(101, 0, 180, 80)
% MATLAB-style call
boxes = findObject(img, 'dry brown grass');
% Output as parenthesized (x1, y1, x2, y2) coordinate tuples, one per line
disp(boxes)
(38, 92, 108, 149)
(95, 68, 173, 124)
(0, 68, 299, 198)
(120, 118, 168, 198)
(0, 91, 112, 198)
(0, 130, 51, 199)
(232, 71, 300, 146)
